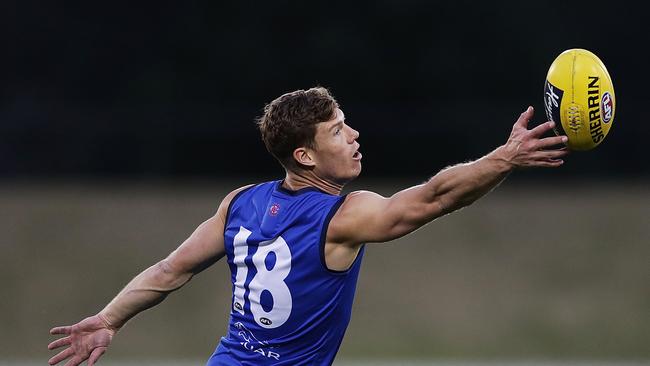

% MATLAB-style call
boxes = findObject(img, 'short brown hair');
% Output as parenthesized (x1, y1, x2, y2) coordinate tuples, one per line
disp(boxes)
(257, 87, 339, 171)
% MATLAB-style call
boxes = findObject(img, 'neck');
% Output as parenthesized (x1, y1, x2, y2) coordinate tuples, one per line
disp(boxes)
(283, 169, 344, 196)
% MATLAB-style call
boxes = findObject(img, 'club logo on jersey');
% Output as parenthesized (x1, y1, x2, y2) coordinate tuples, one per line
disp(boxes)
(601, 91, 613, 123)
(269, 203, 280, 216)
(234, 322, 281, 360)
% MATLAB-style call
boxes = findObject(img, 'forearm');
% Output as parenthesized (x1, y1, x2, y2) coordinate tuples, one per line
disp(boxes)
(99, 260, 192, 330)
(425, 145, 514, 214)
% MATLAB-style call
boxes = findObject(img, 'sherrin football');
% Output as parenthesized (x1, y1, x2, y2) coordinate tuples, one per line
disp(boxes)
(544, 49, 615, 150)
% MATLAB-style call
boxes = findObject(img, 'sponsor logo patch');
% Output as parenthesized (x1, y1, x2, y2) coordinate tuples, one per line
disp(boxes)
(234, 322, 281, 360)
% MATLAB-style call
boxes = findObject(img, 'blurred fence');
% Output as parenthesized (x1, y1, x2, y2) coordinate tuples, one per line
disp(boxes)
(1, 179, 648, 361)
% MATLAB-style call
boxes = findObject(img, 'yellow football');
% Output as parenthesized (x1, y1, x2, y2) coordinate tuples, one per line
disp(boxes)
(544, 49, 616, 150)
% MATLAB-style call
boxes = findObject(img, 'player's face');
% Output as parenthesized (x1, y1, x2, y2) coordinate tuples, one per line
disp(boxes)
(310, 108, 362, 184)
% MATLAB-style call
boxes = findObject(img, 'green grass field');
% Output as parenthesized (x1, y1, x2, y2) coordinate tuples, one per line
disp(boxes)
(3, 180, 649, 362)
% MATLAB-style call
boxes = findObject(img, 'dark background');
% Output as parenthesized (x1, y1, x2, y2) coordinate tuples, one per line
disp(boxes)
(2, 1, 648, 180)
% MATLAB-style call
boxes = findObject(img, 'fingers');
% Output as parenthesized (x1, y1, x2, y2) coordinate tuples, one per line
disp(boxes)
(528, 150, 568, 168)
(515, 106, 534, 128)
(48, 336, 72, 350)
(535, 159, 564, 168)
(536, 135, 569, 149)
(529, 120, 556, 138)
(50, 326, 72, 335)
(88, 347, 107, 366)
(64, 356, 84, 366)
(49, 347, 74, 365)
(536, 149, 569, 160)
(508, 106, 570, 169)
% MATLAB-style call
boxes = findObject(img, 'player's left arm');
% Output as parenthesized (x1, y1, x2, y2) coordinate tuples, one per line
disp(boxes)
(47, 213, 227, 366)
(94, 186, 250, 331)
(329, 107, 568, 245)
(48, 185, 250, 366)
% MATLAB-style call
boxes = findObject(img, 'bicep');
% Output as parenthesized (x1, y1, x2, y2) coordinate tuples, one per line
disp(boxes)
(331, 187, 445, 244)
(163, 184, 252, 276)
(163, 213, 226, 279)
(164, 213, 226, 275)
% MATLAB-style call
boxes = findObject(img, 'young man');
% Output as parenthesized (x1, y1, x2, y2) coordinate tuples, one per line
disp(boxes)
(48, 87, 568, 366)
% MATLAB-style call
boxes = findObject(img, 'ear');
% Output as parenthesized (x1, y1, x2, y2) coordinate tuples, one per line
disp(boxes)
(292, 147, 316, 168)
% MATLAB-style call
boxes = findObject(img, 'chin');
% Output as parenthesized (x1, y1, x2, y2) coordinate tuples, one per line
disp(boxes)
(337, 167, 362, 185)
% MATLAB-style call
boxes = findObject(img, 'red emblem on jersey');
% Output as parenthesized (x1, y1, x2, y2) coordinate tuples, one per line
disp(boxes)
(269, 203, 280, 216)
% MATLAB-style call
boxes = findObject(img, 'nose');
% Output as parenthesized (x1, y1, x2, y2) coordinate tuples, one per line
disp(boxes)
(348, 126, 359, 143)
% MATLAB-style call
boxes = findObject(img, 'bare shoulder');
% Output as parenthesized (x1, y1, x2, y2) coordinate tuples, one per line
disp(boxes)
(216, 184, 255, 223)
(223, 184, 255, 205)
(327, 190, 388, 245)
(339, 190, 387, 215)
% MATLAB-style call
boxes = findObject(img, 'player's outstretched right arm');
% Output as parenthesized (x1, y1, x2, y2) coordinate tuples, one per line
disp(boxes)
(47, 185, 251, 366)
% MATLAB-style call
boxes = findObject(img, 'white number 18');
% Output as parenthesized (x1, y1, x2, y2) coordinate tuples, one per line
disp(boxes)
(232, 226, 293, 329)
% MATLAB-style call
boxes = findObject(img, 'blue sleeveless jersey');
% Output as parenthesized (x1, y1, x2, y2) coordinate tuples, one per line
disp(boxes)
(206, 181, 365, 366)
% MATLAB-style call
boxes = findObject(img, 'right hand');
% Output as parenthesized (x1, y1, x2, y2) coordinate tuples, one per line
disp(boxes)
(48, 314, 117, 366)
(501, 106, 569, 168)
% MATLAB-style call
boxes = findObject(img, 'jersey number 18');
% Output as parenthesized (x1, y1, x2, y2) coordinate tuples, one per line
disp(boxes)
(231, 226, 293, 329)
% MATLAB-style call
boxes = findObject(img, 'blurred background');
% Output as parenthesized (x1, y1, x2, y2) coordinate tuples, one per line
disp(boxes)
(1, 1, 648, 364)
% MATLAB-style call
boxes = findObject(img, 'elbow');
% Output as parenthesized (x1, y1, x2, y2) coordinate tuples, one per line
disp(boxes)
(153, 259, 192, 292)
